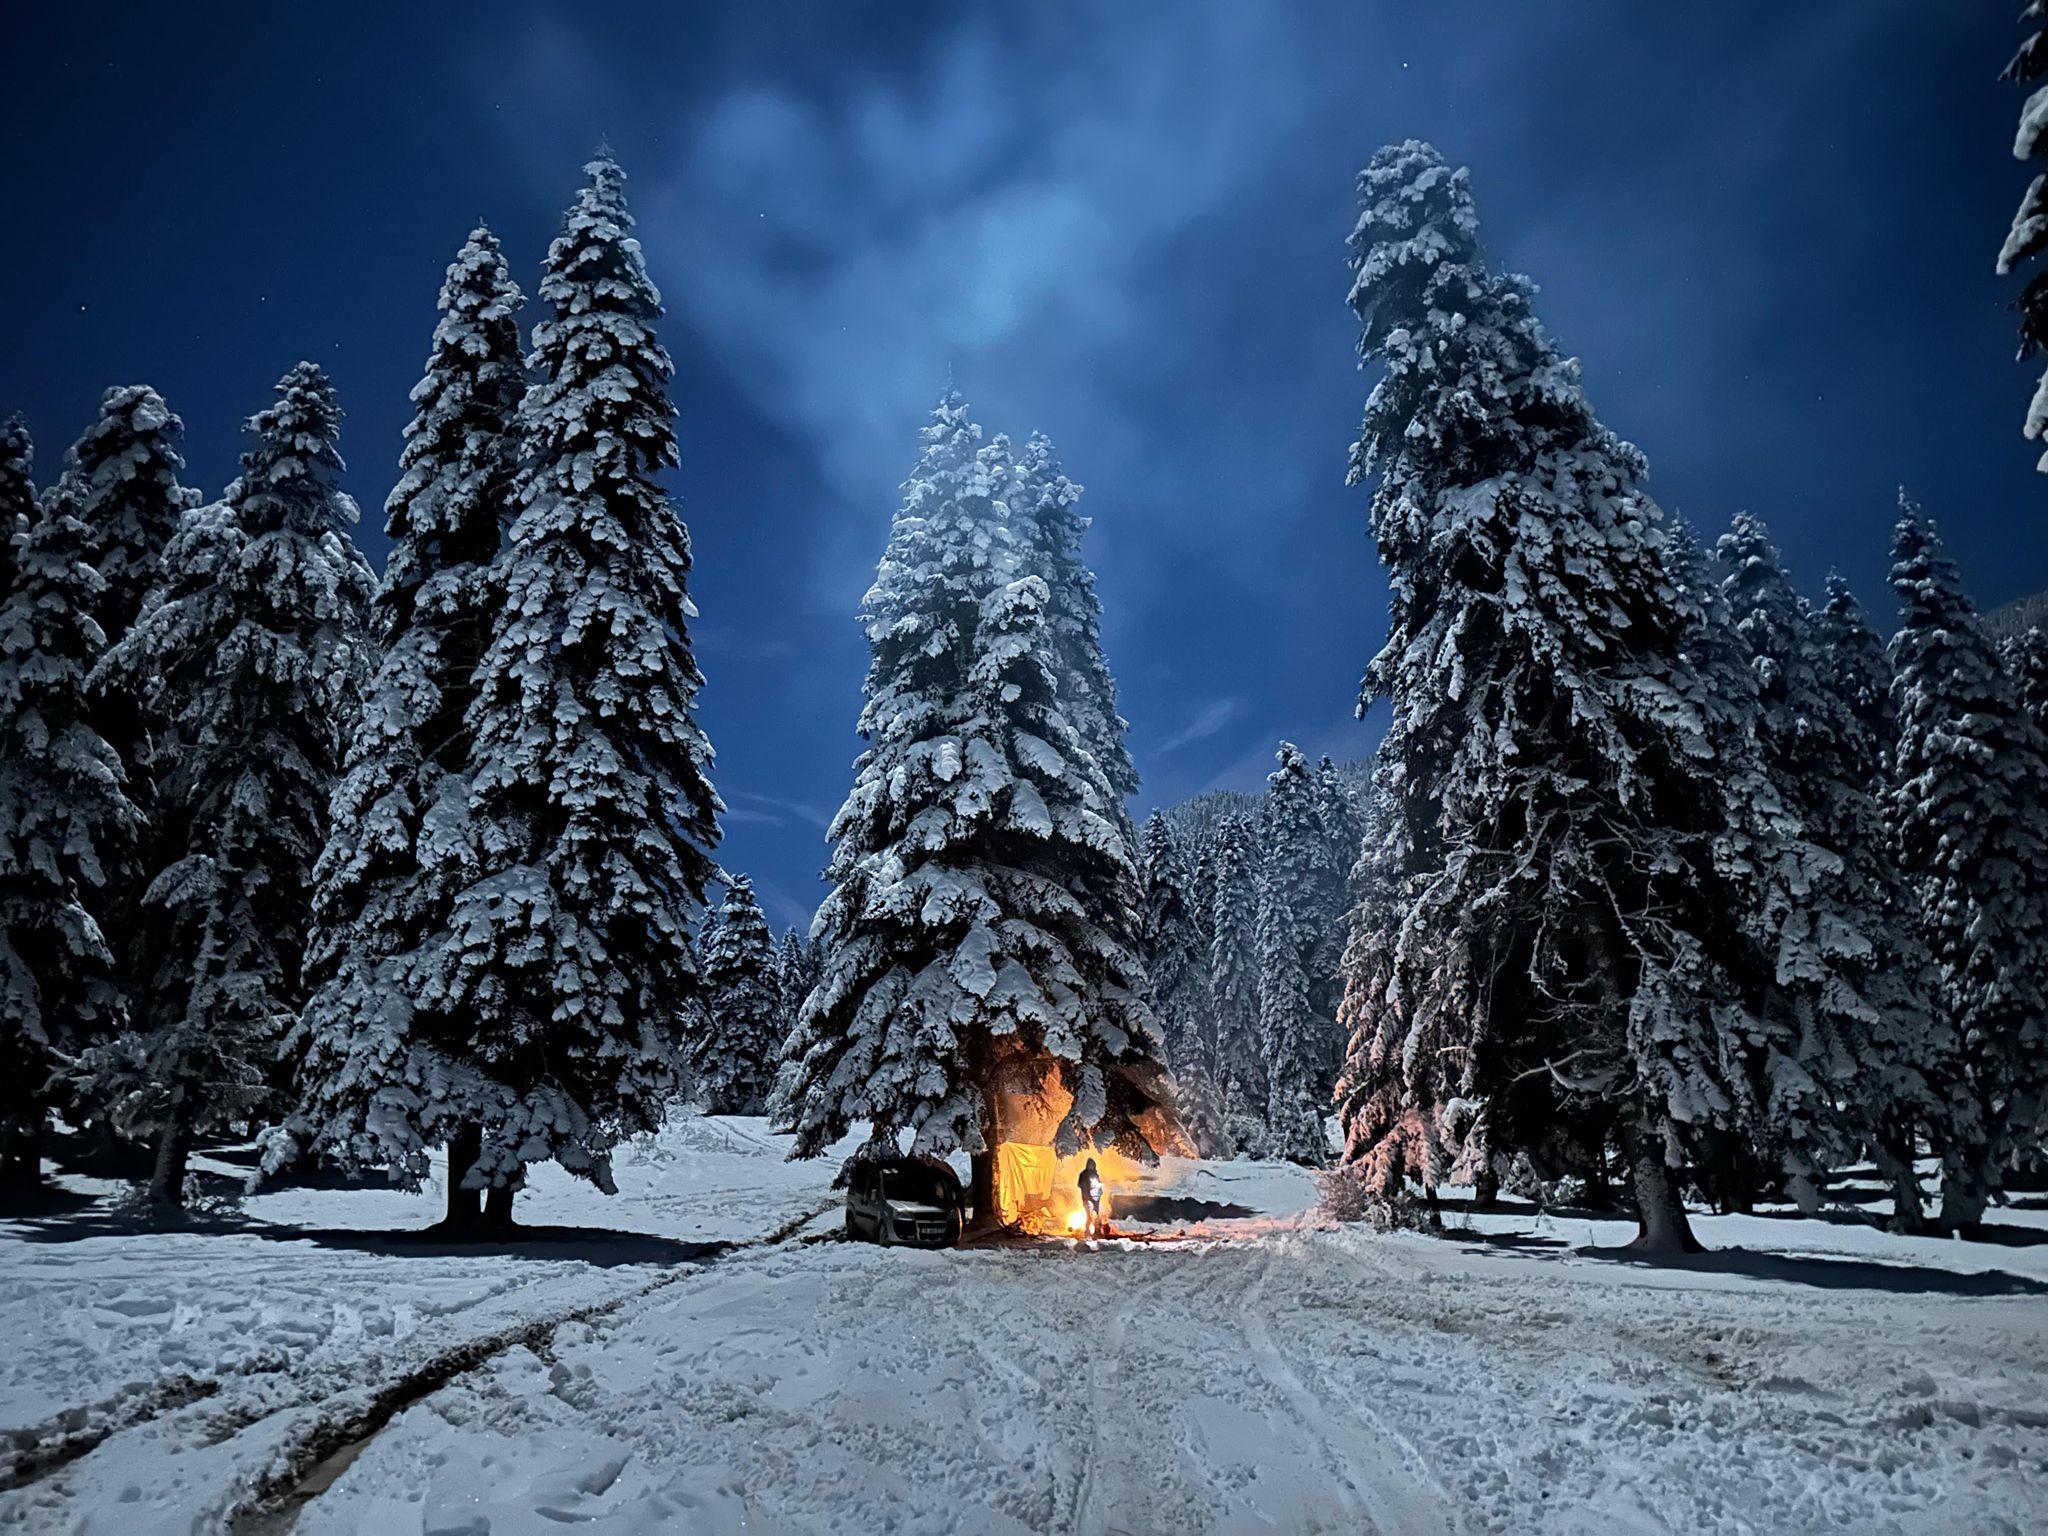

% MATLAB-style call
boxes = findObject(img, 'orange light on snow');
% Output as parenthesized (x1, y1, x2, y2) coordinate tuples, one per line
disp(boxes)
(993, 1144, 1140, 1236)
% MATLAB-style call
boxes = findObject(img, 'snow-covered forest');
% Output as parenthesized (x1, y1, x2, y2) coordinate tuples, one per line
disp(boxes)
(4, 9, 2048, 1533)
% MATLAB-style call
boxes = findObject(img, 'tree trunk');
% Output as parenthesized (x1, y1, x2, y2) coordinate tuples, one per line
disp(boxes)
(1626, 1124, 1702, 1254)
(969, 1150, 997, 1230)
(0, 1121, 42, 1197)
(1937, 1157, 1989, 1233)
(443, 1124, 482, 1230)
(1879, 1115, 1923, 1232)
(148, 1108, 193, 1215)
(1471, 1159, 1499, 1209)
(968, 1068, 1002, 1230)
(482, 1184, 516, 1229)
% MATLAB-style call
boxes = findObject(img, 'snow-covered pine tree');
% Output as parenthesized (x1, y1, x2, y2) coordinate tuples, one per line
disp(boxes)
(1888, 500, 2048, 1228)
(0, 470, 142, 1191)
(1999, 2, 2048, 470)
(46, 388, 200, 1034)
(1140, 812, 1225, 1155)
(2008, 624, 2048, 729)
(1207, 810, 1267, 1151)
(427, 155, 721, 1213)
(1256, 743, 1347, 1165)
(774, 927, 817, 1025)
(284, 228, 526, 1225)
(1313, 755, 1365, 865)
(1009, 432, 1138, 834)
(1815, 572, 1901, 779)
(1714, 514, 1947, 1223)
(56, 387, 197, 648)
(695, 876, 781, 1115)
(84, 362, 375, 1213)
(1338, 141, 1827, 1250)
(779, 392, 1164, 1218)
(1, 420, 36, 617)
(1334, 770, 1450, 1209)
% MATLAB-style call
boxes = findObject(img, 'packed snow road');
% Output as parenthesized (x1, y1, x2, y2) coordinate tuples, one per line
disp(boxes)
(2, 1120, 2045, 1533)
(277, 1211, 2048, 1535)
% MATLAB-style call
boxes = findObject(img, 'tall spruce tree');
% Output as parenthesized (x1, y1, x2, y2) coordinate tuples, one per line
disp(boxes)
(56, 387, 196, 647)
(1208, 811, 1267, 1150)
(1009, 432, 1138, 831)
(2008, 625, 2048, 728)
(1999, 2, 2048, 469)
(1888, 501, 2048, 1227)
(1336, 142, 1828, 1251)
(1257, 744, 1347, 1165)
(84, 363, 374, 1212)
(1715, 514, 1948, 1221)
(779, 392, 1164, 1219)
(47, 388, 198, 962)
(0, 419, 34, 606)
(0, 470, 142, 1190)
(425, 155, 721, 1212)
(696, 875, 781, 1115)
(775, 927, 817, 1023)
(284, 229, 526, 1223)
(1335, 775, 1448, 1205)
(1140, 812, 1225, 1154)
(1815, 573, 1899, 765)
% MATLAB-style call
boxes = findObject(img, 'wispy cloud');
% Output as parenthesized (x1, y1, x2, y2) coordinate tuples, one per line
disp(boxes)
(725, 788, 836, 832)
(645, 7, 1343, 526)
(1153, 696, 1245, 755)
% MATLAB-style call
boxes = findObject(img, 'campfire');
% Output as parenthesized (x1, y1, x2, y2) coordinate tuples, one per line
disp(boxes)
(999, 1142, 1144, 1237)
(984, 1064, 1179, 1238)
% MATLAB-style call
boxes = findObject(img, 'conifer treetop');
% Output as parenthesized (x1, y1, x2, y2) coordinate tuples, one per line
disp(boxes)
(784, 389, 1160, 1167)
(0, 467, 139, 1058)
(383, 225, 524, 622)
(48, 386, 197, 643)
(1, 417, 36, 600)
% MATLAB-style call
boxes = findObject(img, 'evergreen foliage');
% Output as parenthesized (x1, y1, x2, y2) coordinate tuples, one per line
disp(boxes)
(1814, 574, 1898, 769)
(285, 228, 527, 1200)
(1334, 141, 1830, 1249)
(1140, 812, 1225, 1154)
(1206, 811, 1267, 1149)
(1256, 744, 1347, 1164)
(85, 362, 375, 1210)
(775, 927, 818, 1025)
(1715, 514, 1947, 1219)
(54, 386, 198, 646)
(1999, 1, 2048, 470)
(697, 875, 782, 1115)
(425, 155, 721, 1199)
(0, 458, 142, 1185)
(1010, 432, 1138, 826)
(780, 392, 1163, 1178)
(0, 418, 36, 608)
(1887, 502, 2048, 1226)
(2007, 624, 2048, 728)
(43, 387, 199, 977)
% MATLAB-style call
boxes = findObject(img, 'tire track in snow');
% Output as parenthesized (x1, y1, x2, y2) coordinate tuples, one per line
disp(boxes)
(215, 1200, 835, 1536)
(1065, 1246, 1181, 1535)
(1239, 1235, 1461, 1533)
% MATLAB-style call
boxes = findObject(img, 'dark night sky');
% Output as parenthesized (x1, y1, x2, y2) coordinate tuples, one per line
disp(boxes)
(3, 4, 2044, 930)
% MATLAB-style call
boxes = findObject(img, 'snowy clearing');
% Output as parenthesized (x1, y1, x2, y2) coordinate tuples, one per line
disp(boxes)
(2, 1119, 2045, 1534)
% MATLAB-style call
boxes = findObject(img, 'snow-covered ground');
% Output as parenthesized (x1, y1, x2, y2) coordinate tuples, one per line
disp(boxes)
(3, 1120, 2045, 1534)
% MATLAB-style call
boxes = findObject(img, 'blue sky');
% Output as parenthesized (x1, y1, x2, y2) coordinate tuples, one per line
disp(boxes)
(4, 3, 2044, 929)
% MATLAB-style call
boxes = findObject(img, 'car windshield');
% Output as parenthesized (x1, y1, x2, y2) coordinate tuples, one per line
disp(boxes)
(881, 1166, 951, 1205)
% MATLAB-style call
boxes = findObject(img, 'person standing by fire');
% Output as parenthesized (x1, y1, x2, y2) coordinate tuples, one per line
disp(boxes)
(1078, 1157, 1105, 1238)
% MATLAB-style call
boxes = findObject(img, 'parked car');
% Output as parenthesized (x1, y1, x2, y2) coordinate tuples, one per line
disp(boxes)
(843, 1158, 965, 1247)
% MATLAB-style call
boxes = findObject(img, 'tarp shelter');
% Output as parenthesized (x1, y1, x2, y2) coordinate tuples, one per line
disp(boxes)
(994, 1142, 1061, 1224)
